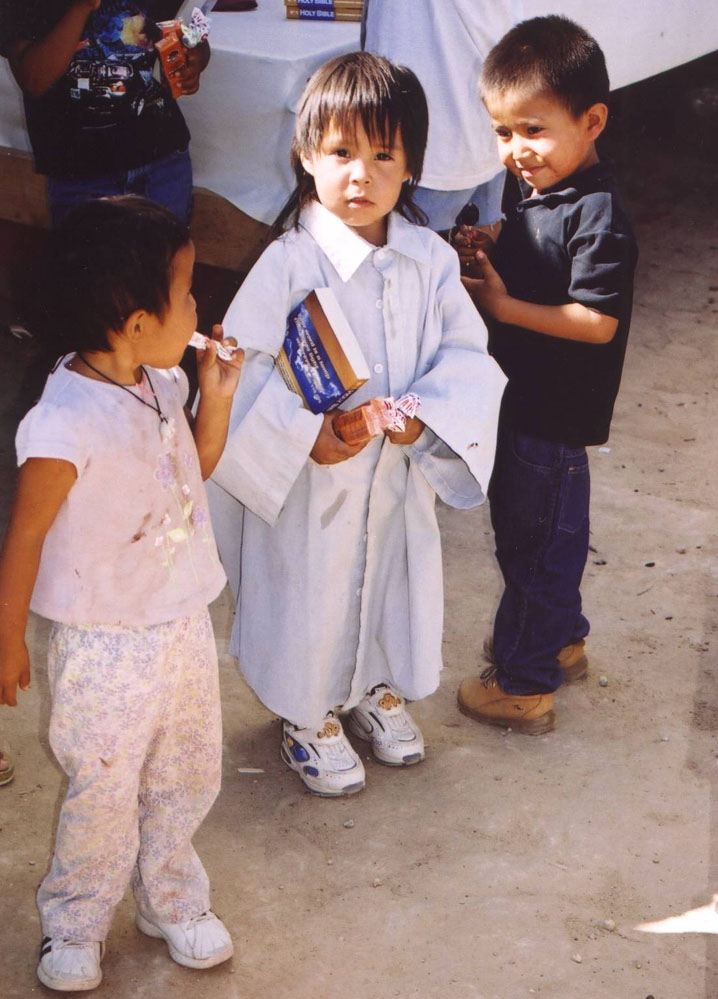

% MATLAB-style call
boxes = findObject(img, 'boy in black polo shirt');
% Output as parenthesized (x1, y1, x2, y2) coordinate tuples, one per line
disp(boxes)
(456, 15, 637, 733)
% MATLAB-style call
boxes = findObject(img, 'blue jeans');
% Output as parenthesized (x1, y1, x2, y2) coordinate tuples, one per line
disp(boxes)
(489, 424, 591, 694)
(48, 148, 193, 227)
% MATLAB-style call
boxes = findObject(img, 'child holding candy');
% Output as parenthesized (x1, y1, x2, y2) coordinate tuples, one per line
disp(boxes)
(209, 52, 506, 797)
(1, 2, 210, 225)
(0, 196, 243, 990)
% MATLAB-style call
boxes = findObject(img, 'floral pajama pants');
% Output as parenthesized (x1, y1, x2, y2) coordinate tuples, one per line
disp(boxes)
(37, 611, 222, 941)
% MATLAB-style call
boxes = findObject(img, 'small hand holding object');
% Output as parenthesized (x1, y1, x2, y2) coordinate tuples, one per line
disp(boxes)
(453, 225, 496, 278)
(450, 203, 492, 277)
(383, 391, 422, 445)
(176, 41, 209, 95)
(384, 415, 424, 446)
(461, 250, 508, 318)
(193, 325, 244, 398)
(333, 393, 422, 448)
(310, 412, 368, 465)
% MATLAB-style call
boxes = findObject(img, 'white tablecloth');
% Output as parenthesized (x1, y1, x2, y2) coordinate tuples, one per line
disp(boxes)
(1, 0, 716, 224)
(0, 60, 29, 156)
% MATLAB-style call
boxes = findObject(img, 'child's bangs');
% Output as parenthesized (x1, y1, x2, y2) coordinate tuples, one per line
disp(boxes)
(337, 104, 399, 152)
(300, 61, 402, 154)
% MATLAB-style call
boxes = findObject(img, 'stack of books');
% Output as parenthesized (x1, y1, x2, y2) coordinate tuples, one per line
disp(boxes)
(285, 0, 364, 21)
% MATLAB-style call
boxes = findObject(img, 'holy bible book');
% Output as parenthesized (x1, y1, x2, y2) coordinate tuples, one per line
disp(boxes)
(277, 288, 369, 414)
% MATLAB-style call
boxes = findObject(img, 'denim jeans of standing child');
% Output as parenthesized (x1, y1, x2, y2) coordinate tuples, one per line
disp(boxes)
(48, 148, 193, 227)
(489, 424, 591, 695)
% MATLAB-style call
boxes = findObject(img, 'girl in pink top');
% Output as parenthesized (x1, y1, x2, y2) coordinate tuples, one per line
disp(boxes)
(0, 196, 243, 992)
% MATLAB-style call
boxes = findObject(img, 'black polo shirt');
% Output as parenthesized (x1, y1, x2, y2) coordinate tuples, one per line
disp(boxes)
(0, 1, 190, 180)
(489, 162, 637, 447)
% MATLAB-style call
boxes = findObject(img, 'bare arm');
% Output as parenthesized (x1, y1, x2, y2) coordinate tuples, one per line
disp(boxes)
(191, 325, 245, 479)
(462, 250, 618, 345)
(0, 458, 77, 706)
(8, 0, 101, 99)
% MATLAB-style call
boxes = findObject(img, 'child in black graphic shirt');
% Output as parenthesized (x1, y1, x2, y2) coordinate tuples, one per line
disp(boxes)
(1, 1, 210, 224)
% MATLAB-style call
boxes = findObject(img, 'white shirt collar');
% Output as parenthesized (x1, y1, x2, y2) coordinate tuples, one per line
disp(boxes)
(299, 200, 431, 282)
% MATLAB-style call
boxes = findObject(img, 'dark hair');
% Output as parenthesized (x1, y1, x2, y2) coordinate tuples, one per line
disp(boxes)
(273, 51, 429, 234)
(481, 15, 610, 118)
(39, 195, 191, 353)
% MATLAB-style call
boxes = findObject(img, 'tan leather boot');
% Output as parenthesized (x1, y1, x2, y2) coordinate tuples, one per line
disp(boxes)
(482, 636, 588, 683)
(457, 668, 555, 735)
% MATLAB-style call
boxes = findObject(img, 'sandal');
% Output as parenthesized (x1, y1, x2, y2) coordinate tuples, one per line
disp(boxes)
(0, 751, 14, 787)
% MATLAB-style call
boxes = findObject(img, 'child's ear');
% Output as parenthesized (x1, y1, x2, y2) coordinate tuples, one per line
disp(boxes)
(300, 153, 315, 177)
(122, 309, 148, 343)
(586, 103, 608, 140)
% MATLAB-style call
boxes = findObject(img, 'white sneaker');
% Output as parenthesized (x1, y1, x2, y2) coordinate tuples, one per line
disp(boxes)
(281, 713, 365, 796)
(348, 685, 425, 766)
(37, 937, 104, 992)
(136, 909, 233, 969)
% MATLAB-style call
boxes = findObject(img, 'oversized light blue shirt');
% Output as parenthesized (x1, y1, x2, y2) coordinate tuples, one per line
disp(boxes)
(208, 201, 506, 726)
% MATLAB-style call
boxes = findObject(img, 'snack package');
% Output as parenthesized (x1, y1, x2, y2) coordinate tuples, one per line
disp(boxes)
(188, 330, 239, 362)
(333, 393, 421, 446)
(155, 20, 185, 98)
(182, 7, 212, 46)
(155, 8, 210, 99)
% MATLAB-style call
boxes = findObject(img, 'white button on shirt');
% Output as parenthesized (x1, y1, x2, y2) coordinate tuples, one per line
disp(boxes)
(373, 363, 383, 374)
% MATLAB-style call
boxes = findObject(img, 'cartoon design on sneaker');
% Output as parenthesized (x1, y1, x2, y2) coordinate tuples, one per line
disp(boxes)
(280, 713, 365, 796)
(348, 684, 425, 766)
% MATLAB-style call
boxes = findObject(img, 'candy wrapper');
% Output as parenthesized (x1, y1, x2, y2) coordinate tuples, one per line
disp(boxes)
(333, 393, 421, 446)
(182, 8, 211, 47)
(189, 331, 238, 362)
(155, 8, 210, 99)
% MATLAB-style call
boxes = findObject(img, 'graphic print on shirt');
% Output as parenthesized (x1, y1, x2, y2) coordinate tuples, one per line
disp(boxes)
(65, 3, 167, 129)
(152, 417, 214, 582)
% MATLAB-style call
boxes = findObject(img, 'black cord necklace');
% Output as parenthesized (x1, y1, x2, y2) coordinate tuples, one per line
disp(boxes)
(76, 353, 168, 428)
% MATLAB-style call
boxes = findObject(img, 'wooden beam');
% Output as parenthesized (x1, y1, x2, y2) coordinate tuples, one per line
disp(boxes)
(0, 145, 270, 272)
(0, 146, 49, 229)
(191, 186, 270, 272)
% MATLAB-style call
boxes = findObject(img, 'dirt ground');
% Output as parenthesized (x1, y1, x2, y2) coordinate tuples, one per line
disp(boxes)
(0, 54, 717, 999)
